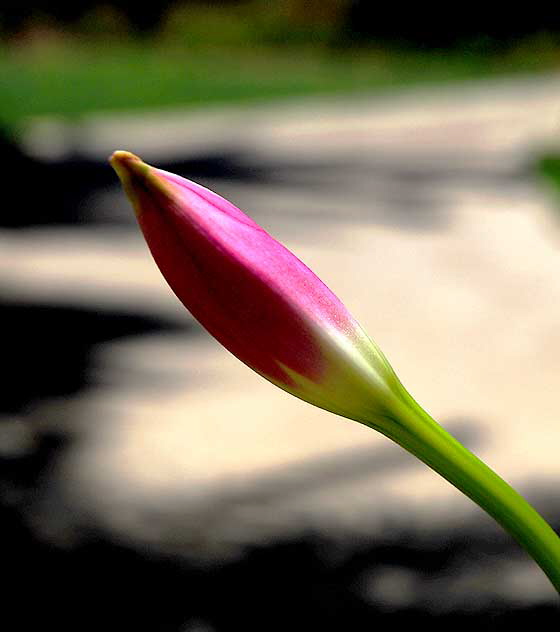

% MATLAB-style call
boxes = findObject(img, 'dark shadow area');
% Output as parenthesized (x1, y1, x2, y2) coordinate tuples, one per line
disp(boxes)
(0, 132, 119, 228)
(0, 0, 174, 35)
(0, 298, 185, 414)
(0, 132, 277, 228)
(0, 132, 531, 231)
(343, 4, 560, 51)
(1, 491, 558, 632)
(3, 1, 560, 51)
(0, 295, 193, 629)
(1, 303, 557, 630)
(1, 297, 556, 629)
(0, 296, 189, 546)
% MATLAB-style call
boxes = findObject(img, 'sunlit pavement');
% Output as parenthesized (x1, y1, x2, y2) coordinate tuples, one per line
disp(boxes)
(3, 73, 560, 605)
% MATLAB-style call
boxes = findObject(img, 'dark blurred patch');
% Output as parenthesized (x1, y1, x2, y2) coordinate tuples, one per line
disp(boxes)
(0, 298, 181, 414)
(343, 3, 560, 51)
(0, 295, 190, 629)
(1, 130, 531, 231)
(1, 293, 556, 629)
(0, 132, 115, 228)
(1, 501, 559, 631)
(235, 152, 531, 229)
(3, 1, 560, 51)
(0, 132, 274, 228)
(0, 296, 185, 541)
(0, 0, 174, 34)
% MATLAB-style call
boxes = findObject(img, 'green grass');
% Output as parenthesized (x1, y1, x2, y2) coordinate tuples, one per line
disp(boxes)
(1, 40, 560, 129)
(537, 154, 560, 199)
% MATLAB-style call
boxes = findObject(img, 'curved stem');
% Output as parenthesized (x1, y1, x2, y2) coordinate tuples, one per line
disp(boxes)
(367, 396, 560, 594)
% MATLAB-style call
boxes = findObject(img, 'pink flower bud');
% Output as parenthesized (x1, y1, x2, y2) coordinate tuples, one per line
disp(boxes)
(110, 152, 560, 592)
(110, 151, 408, 426)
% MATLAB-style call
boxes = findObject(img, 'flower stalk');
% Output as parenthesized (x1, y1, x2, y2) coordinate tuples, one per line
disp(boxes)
(381, 395, 560, 592)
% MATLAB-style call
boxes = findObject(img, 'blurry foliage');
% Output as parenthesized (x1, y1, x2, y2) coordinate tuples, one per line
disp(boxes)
(0, 1, 560, 127)
(163, 2, 343, 48)
(537, 154, 560, 200)
(4, 42, 555, 128)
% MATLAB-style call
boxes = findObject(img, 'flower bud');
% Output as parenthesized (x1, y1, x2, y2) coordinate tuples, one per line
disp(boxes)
(110, 151, 560, 592)
(110, 150, 407, 429)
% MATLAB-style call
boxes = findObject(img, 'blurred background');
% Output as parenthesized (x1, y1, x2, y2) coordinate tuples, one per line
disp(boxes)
(2, 1, 560, 629)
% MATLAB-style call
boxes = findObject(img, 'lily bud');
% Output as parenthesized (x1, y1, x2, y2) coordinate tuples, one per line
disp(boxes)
(110, 151, 560, 591)
(110, 150, 408, 433)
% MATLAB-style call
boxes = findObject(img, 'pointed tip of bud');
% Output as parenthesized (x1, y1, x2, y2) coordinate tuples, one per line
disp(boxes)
(109, 149, 144, 165)
(109, 149, 150, 181)
(109, 150, 161, 216)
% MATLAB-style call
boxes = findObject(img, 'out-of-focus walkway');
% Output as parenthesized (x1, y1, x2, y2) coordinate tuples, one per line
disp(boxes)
(3, 74, 560, 604)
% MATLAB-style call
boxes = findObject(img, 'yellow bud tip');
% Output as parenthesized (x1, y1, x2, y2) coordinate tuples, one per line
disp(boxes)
(109, 150, 156, 216)
(110, 149, 150, 182)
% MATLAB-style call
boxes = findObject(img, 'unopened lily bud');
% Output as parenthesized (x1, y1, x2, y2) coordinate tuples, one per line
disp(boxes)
(110, 150, 560, 591)
(110, 150, 407, 432)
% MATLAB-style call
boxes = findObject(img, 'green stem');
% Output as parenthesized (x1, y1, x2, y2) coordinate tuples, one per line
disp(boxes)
(367, 395, 560, 594)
